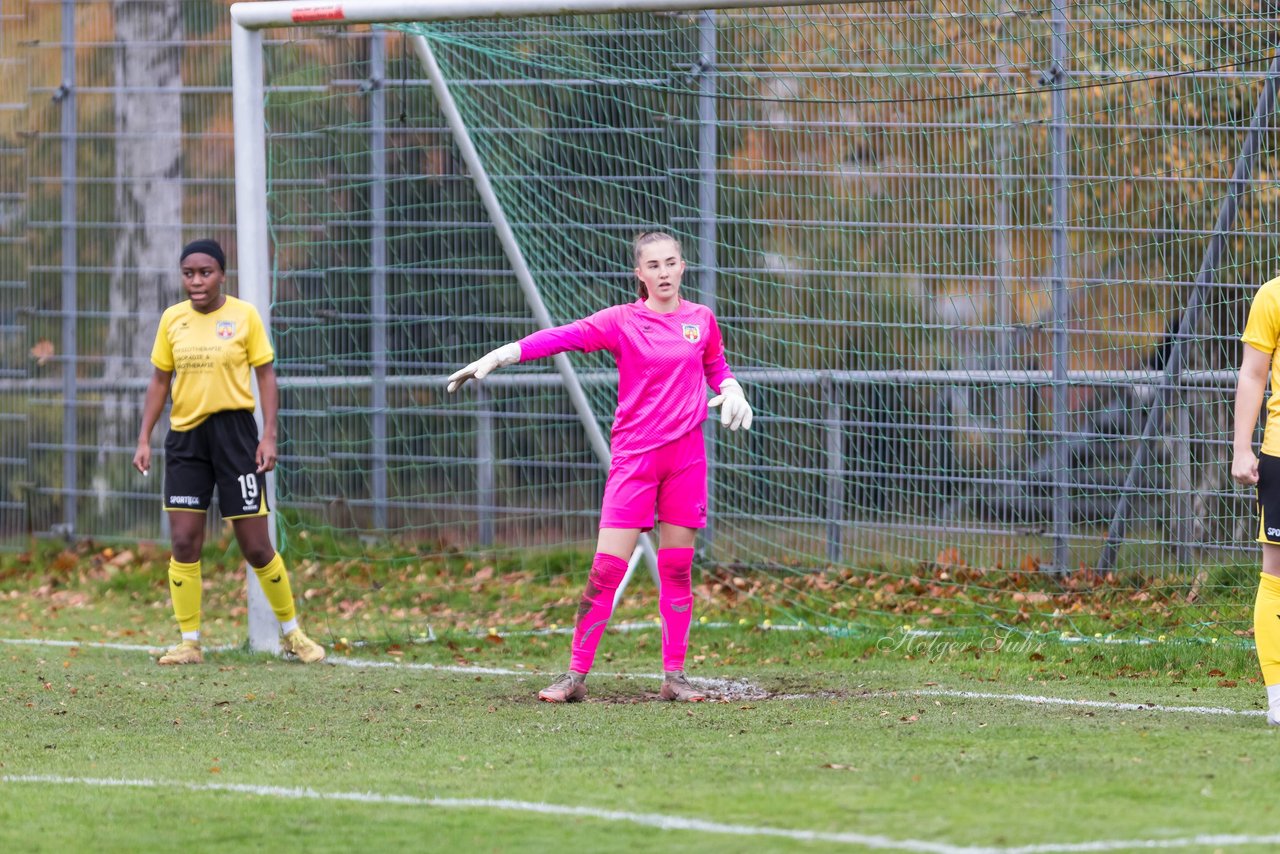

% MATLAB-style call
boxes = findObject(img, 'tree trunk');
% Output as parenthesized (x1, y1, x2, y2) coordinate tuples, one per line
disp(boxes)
(96, 0, 183, 513)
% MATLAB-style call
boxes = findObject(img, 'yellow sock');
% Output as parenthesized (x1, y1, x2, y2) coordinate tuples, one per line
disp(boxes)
(168, 558, 202, 634)
(1255, 572, 1280, 687)
(252, 552, 297, 624)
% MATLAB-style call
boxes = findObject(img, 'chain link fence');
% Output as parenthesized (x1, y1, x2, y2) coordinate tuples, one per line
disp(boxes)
(0, 1, 1269, 580)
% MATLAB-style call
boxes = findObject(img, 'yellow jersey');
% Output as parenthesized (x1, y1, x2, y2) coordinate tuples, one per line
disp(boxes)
(1243, 276, 1280, 456)
(150, 295, 274, 431)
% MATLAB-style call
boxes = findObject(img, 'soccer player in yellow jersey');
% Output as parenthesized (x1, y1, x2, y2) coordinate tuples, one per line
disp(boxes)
(132, 239, 324, 666)
(1232, 275, 1280, 725)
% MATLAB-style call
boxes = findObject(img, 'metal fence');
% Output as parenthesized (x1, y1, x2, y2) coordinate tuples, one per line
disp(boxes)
(0, 1, 1270, 577)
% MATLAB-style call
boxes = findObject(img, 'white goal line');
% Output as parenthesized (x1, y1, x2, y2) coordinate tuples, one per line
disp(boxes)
(5, 774, 1280, 854)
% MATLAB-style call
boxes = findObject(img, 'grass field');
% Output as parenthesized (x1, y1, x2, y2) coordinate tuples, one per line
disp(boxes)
(2, 543, 1279, 852)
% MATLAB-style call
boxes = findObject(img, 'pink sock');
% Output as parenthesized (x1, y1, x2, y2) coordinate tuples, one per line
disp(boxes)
(658, 547, 695, 672)
(568, 552, 629, 674)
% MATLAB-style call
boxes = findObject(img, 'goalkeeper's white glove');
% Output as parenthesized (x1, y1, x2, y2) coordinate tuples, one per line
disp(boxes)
(447, 342, 521, 393)
(708, 378, 753, 431)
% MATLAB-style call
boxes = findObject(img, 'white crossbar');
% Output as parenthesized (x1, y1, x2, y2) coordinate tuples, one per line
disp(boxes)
(231, 0, 811, 29)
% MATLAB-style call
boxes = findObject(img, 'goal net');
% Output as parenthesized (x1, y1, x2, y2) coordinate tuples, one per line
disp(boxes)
(235, 0, 1277, 647)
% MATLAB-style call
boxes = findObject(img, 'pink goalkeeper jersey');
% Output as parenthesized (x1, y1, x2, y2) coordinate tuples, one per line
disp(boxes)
(517, 299, 735, 456)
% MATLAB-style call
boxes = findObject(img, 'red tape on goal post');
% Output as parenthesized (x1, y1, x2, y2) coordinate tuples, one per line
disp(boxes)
(291, 5, 345, 22)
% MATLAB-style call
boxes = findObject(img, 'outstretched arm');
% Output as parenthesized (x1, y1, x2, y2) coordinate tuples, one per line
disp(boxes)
(1233, 344, 1272, 485)
(448, 309, 620, 393)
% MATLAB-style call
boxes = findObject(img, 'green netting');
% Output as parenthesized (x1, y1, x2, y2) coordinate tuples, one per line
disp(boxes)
(258, 2, 1278, 644)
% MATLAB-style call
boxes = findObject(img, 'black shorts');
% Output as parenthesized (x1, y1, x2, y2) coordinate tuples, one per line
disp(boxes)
(1258, 453, 1280, 545)
(164, 409, 268, 519)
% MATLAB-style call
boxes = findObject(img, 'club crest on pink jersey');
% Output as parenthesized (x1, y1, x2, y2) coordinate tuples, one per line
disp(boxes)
(216, 321, 236, 339)
(682, 323, 700, 343)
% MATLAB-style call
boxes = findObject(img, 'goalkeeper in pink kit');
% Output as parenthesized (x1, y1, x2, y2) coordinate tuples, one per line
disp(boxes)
(447, 232, 752, 702)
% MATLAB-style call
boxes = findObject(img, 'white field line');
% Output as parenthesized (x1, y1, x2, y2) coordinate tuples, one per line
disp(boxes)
(5, 774, 1280, 854)
(1, 636, 1266, 717)
(909, 689, 1268, 719)
(0, 637, 238, 653)
(0, 634, 431, 654)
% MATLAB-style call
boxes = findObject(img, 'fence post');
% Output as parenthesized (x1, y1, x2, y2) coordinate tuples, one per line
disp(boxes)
(1173, 385, 1192, 571)
(1047, 0, 1071, 575)
(476, 384, 495, 547)
(59, 0, 77, 537)
(823, 375, 843, 564)
(369, 30, 389, 531)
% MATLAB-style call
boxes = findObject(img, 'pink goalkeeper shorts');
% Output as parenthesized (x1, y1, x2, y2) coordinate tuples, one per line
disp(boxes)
(599, 427, 707, 531)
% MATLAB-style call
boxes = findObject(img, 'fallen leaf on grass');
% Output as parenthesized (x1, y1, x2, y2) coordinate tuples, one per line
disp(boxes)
(934, 547, 964, 571)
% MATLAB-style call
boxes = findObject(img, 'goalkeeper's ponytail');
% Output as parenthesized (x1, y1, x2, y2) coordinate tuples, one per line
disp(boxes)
(632, 230, 683, 299)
